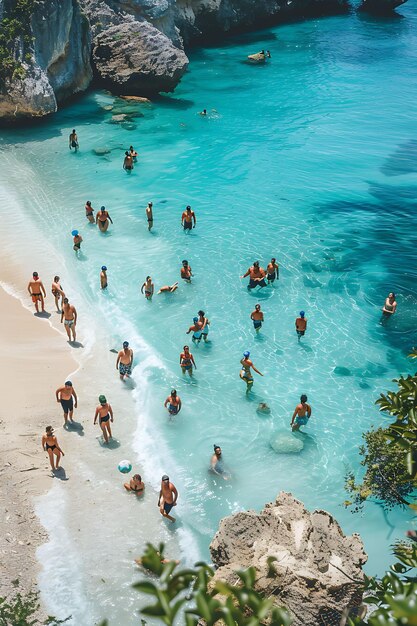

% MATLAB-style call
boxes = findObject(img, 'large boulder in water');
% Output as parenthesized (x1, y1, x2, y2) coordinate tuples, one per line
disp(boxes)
(270, 430, 304, 453)
(210, 492, 368, 626)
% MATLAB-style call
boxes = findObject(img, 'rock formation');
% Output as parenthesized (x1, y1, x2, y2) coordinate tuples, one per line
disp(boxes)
(358, 0, 407, 13)
(210, 492, 367, 626)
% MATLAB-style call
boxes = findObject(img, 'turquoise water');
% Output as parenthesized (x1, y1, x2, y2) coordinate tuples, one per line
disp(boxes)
(2, 5, 417, 622)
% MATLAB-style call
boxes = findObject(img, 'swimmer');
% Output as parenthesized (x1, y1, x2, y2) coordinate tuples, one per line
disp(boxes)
(72, 231, 83, 252)
(164, 389, 182, 416)
(199, 109, 207, 116)
(61, 298, 77, 342)
(291, 394, 311, 431)
(55, 380, 77, 426)
(240, 261, 267, 290)
(186, 317, 203, 343)
(85, 200, 95, 223)
(181, 205, 196, 231)
(124, 473, 144, 494)
(180, 345, 196, 377)
(266, 257, 279, 284)
(240, 350, 263, 393)
(250, 304, 264, 333)
(27, 271, 46, 313)
(94, 395, 114, 443)
(382, 292, 397, 316)
(141, 276, 154, 300)
(210, 445, 229, 480)
(158, 475, 178, 522)
(51, 275, 65, 312)
(198, 310, 210, 342)
(96, 206, 113, 232)
(42, 426, 64, 471)
(116, 341, 133, 380)
(146, 202, 153, 231)
(129, 145, 138, 161)
(123, 151, 134, 171)
(295, 311, 307, 341)
(180, 260, 193, 283)
(158, 282, 179, 294)
(100, 266, 108, 289)
(69, 129, 79, 151)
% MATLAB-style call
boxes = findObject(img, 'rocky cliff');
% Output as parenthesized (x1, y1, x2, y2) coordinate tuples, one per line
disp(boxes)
(210, 492, 367, 626)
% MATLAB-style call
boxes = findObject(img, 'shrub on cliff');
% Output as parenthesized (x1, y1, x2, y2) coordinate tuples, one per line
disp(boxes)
(0, 0, 35, 89)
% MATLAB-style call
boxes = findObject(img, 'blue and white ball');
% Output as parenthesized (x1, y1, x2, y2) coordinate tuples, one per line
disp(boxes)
(118, 460, 132, 474)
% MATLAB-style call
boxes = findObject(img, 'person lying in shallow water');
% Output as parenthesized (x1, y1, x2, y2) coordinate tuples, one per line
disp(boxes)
(124, 474, 144, 494)
(158, 282, 178, 294)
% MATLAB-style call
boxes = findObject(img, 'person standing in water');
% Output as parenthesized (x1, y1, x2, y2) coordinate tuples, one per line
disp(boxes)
(129, 146, 138, 161)
(55, 380, 78, 426)
(210, 445, 229, 480)
(69, 129, 79, 151)
(180, 345, 196, 377)
(141, 276, 154, 300)
(42, 426, 64, 471)
(61, 297, 77, 342)
(181, 205, 196, 231)
(164, 389, 182, 416)
(186, 317, 203, 344)
(240, 261, 267, 290)
(250, 304, 264, 333)
(382, 292, 397, 317)
(181, 260, 193, 283)
(266, 258, 279, 284)
(96, 206, 113, 232)
(146, 202, 153, 231)
(199, 109, 207, 116)
(198, 310, 210, 342)
(123, 151, 134, 171)
(51, 276, 65, 312)
(100, 266, 108, 289)
(94, 395, 114, 443)
(158, 282, 179, 294)
(116, 341, 133, 380)
(240, 350, 263, 392)
(85, 201, 95, 223)
(27, 271, 46, 313)
(72, 230, 83, 253)
(295, 311, 307, 341)
(291, 394, 311, 431)
(158, 475, 178, 522)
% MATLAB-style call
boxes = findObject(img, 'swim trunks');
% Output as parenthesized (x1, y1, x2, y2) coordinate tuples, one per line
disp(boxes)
(119, 362, 132, 376)
(253, 320, 262, 329)
(163, 502, 174, 514)
(183, 222, 192, 230)
(60, 398, 73, 413)
(192, 331, 202, 341)
(31, 293, 42, 302)
(241, 369, 253, 382)
(201, 326, 209, 336)
(100, 414, 110, 424)
(248, 278, 266, 289)
(168, 404, 178, 415)
(73, 243, 81, 250)
(64, 319, 74, 327)
(296, 330, 305, 337)
(295, 416, 309, 426)
(267, 272, 276, 282)
(71, 140, 77, 148)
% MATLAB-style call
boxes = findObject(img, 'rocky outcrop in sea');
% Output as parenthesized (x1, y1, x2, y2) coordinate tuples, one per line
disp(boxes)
(210, 492, 368, 626)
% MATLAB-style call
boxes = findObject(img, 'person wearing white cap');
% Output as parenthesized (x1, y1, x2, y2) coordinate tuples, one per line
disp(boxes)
(158, 475, 178, 522)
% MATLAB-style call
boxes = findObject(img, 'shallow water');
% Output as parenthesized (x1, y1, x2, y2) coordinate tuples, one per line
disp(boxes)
(2, 4, 417, 623)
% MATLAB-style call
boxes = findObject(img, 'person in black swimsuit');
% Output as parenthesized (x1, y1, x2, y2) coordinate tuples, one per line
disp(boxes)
(124, 474, 145, 494)
(94, 395, 114, 443)
(42, 426, 64, 471)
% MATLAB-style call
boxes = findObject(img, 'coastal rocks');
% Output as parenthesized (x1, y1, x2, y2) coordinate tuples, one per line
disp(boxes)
(0, 64, 57, 121)
(359, 0, 407, 13)
(210, 492, 367, 626)
(92, 20, 189, 94)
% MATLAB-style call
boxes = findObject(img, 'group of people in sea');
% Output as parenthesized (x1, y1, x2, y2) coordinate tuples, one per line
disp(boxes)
(32, 127, 399, 523)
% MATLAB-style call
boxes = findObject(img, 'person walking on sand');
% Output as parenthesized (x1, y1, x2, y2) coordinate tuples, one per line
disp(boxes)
(295, 311, 307, 341)
(197, 310, 210, 342)
(27, 271, 46, 313)
(146, 202, 153, 231)
(124, 474, 144, 494)
(181, 260, 193, 283)
(382, 292, 397, 317)
(181, 205, 196, 231)
(186, 317, 203, 344)
(123, 151, 134, 171)
(141, 276, 154, 300)
(100, 266, 108, 289)
(51, 276, 65, 312)
(266, 258, 279, 284)
(240, 350, 263, 393)
(250, 304, 264, 333)
(116, 341, 134, 380)
(96, 206, 113, 232)
(180, 345, 196, 377)
(94, 395, 114, 443)
(85, 200, 95, 223)
(55, 380, 78, 426)
(164, 389, 182, 416)
(42, 426, 64, 471)
(72, 230, 83, 253)
(158, 282, 178, 295)
(291, 394, 311, 431)
(240, 261, 267, 290)
(69, 129, 79, 151)
(158, 475, 178, 522)
(61, 297, 77, 342)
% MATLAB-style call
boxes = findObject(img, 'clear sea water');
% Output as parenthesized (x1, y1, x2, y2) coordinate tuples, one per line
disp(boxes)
(2, 4, 417, 623)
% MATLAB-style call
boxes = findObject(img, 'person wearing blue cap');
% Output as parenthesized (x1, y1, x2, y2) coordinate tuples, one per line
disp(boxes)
(295, 311, 307, 341)
(96, 206, 113, 232)
(100, 266, 108, 289)
(240, 351, 263, 393)
(72, 230, 82, 253)
(186, 316, 203, 343)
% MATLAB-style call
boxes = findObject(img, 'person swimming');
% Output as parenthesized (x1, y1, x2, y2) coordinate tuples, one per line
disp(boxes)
(291, 394, 311, 431)
(240, 350, 263, 392)
(164, 389, 182, 416)
(158, 282, 179, 294)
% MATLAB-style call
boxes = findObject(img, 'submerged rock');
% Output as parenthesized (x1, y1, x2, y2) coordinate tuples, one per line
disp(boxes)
(333, 366, 352, 376)
(270, 431, 304, 453)
(210, 492, 367, 626)
(256, 402, 271, 415)
(93, 146, 111, 155)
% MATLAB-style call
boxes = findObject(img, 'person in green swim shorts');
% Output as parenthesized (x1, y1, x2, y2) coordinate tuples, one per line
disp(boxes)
(291, 394, 311, 431)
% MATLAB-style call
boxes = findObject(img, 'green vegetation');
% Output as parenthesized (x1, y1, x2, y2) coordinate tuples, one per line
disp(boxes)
(0, 0, 36, 88)
(0, 586, 69, 626)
